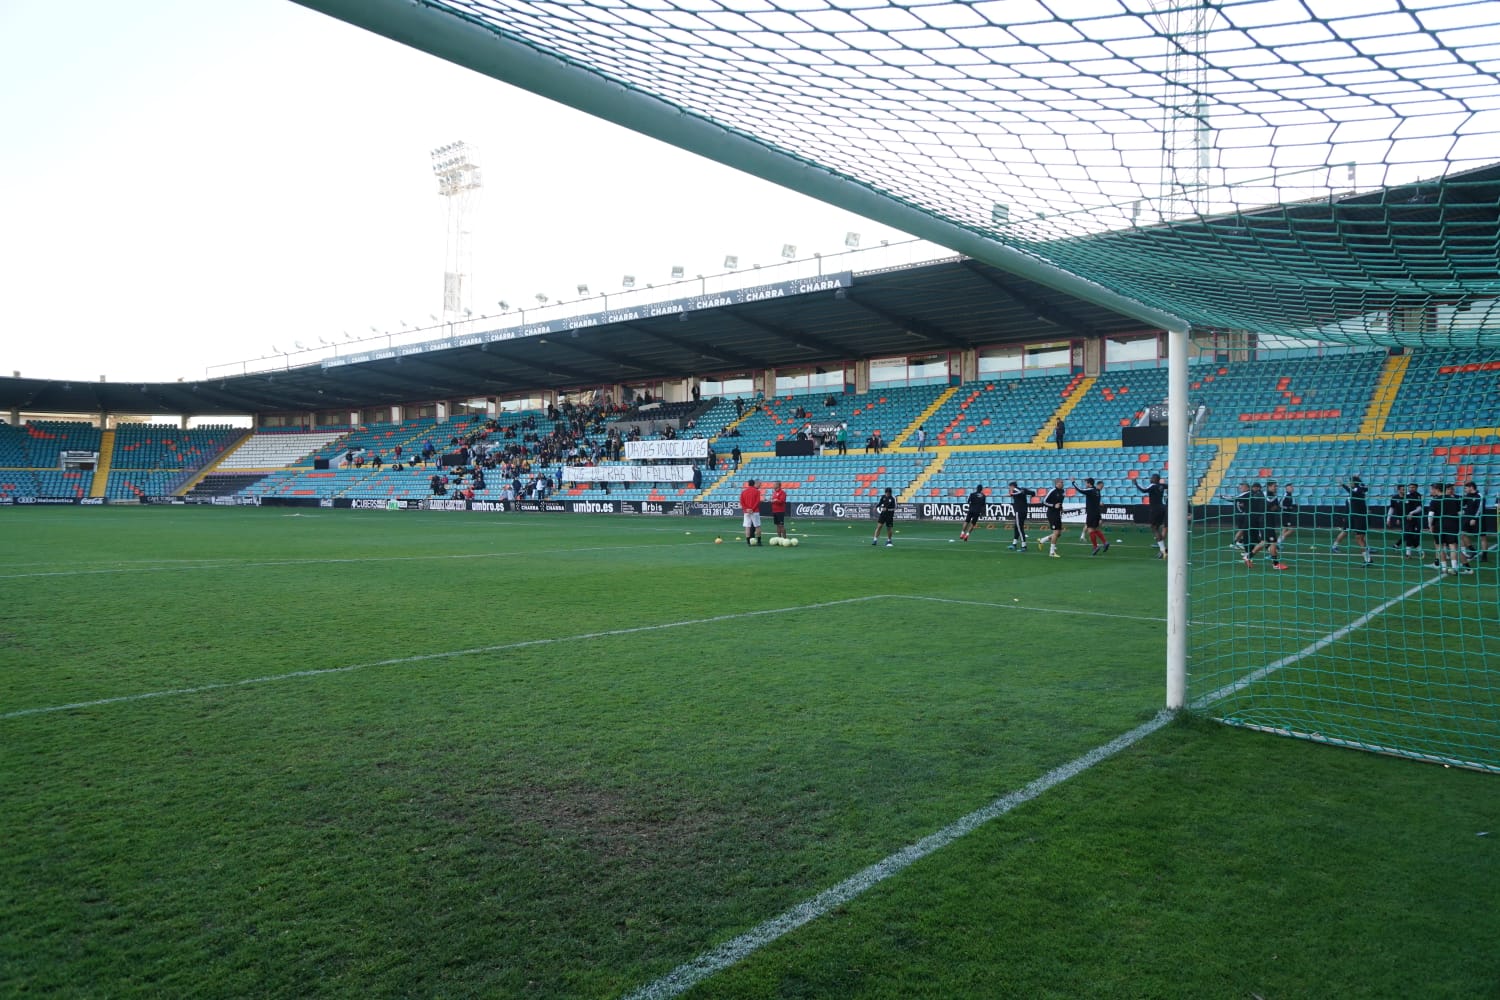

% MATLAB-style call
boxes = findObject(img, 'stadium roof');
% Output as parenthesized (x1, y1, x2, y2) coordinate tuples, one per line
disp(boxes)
(0, 255, 1157, 417)
(4, 160, 1495, 419)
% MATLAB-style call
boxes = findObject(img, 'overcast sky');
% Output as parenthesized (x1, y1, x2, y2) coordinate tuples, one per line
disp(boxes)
(0, 0, 916, 384)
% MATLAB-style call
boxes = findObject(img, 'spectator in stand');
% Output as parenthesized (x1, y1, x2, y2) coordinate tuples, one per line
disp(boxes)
(1054, 418, 1066, 450)
(730, 444, 742, 470)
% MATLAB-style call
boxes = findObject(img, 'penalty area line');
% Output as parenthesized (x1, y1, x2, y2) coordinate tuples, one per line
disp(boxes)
(622, 575, 1444, 998)
(0, 596, 888, 721)
(620, 709, 1174, 1000)
(1191, 573, 1440, 709)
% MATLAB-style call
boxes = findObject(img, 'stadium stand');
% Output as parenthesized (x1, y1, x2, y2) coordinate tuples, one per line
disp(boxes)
(1384, 349, 1500, 432)
(1210, 437, 1500, 509)
(697, 454, 929, 504)
(1064, 368, 1170, 441)
(921, 448, 1194, 508)
(923, 373, 1079, 446)
(216, 429, 350, 469)
(1191, 353, 1386, 438)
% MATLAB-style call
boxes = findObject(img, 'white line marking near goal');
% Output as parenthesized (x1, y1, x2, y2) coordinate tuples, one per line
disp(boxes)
(0, 597, 887, 721)
(621, 575, 1446, 998)
(897, 594, 1167, 624)
(620, 710, 1174, 1000)
(1190, 575, 1438, 708)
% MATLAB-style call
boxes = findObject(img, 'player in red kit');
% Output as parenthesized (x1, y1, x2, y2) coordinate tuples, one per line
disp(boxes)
(770, 482, 789, 540)
(740, 478, 763, 546)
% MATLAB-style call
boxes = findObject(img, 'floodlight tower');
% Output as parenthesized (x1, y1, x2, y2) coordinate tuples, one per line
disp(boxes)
(430, 141, 482, 323)
(1151, 0, 1213, 222)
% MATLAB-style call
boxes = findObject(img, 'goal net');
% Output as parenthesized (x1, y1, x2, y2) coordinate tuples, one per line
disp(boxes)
(298, 0, 1500, 768)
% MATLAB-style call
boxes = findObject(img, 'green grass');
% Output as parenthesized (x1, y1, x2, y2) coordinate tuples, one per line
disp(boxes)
(0, 507, 1495, 998)
(1186, 524, 1500, 771)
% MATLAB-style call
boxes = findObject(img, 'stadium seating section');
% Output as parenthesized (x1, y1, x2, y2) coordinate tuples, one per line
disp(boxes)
(1384, 349, 1500, 432)
(4, 348, 1496, 506)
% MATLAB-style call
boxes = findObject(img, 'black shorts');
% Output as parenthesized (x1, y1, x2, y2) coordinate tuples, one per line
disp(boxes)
(1438, 533, 1459, 546)
(1343, 513, 1368, 533)
(877, 513, 894, 526)
(1148, 509, 1166, 528)
(966, 508, 984, 524)
(1047, 512, 1063, 530)
(773, 512, 785, 525)
(1086, 514, 1101, 529)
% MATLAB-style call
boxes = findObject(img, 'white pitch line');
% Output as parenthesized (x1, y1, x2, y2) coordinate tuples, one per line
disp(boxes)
(619, 573, 1446, 999)
(0, 596, 888, 721)
(897, 594, 1167, 624)
(621, 710, 1175, 1000)
(0, 542, 670, 581)
(1189, 574, 1440, 708)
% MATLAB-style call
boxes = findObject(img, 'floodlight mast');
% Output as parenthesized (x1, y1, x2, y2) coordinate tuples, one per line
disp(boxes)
(430, 141, 482, 323)
(1152, 0, 1213, 223)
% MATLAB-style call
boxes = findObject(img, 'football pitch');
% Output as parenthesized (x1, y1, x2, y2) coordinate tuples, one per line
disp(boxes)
(2, 507, 1495, 998)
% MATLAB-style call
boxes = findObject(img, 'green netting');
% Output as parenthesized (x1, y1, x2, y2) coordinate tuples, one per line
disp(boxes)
(391, 0, 1500, 345)
(1183, 339, 1499, 773)
(300, 0, 1500, 769)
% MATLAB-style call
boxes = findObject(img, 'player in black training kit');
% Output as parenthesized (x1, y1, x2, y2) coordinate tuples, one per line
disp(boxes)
(960, 484, 986, 541)
(1228, 482, 1251, 552)
(1241, 482, 1287, 569)
(1397, 483, 1425, 559)
(1433, 482, 1469, 575)
(1072, 477, 1109, 554)
(1135, 472, 1167, 558)
(1007, 482, 1035, 551)
(1331, 475, 1373, 566)
(872, 487, 896, 547)
(1278, 484, 1300, 548)
(1424, 482, 1445, 568)
(1461, 481, 1489, 564)
(1041, 479, 1066, 557)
